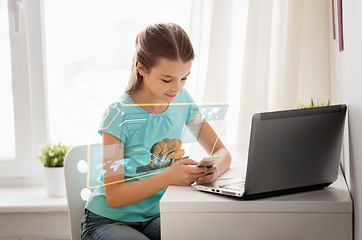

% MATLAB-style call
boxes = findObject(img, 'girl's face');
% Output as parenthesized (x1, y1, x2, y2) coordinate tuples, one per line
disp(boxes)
(137, 58, 193, 103)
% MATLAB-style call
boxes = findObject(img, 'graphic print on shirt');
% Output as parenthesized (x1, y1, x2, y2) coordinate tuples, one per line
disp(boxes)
(136, 138, 185, 173)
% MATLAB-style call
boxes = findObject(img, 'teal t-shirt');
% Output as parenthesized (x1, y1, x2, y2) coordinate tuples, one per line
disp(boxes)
(85, 88, 198, 222)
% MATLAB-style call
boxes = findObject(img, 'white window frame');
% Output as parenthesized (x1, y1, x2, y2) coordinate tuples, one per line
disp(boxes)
(0, 0, 48, 184)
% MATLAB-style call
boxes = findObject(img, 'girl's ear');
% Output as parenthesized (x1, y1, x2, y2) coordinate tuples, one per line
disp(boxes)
(136, 62, 146, 76)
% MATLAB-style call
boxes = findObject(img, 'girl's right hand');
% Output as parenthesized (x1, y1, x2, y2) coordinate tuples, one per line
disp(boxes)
(165, 158, 208, 186)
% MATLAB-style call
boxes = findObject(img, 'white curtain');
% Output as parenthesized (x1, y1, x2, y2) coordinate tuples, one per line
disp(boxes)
(188, 0, 331, 145)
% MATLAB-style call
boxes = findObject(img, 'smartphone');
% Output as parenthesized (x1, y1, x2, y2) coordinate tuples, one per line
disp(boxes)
(196, 155, 221, 167)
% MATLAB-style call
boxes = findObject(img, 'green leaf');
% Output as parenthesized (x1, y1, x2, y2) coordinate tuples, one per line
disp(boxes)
(38, 142, 72, 167)
(294, 97, 330, 109)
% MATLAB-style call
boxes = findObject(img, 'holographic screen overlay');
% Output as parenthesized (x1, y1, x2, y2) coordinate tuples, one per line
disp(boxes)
(181, 104, 229, 144)
(58, 87, 119, 144)
(87, 103, 229, 189)
(87, 142, 183, 189)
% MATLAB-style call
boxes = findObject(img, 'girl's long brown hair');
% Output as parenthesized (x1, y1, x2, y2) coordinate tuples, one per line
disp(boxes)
(125, 23, 195, 95)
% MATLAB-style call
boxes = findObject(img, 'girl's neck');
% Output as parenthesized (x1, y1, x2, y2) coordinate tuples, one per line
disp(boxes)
(129, 89, 169, 114)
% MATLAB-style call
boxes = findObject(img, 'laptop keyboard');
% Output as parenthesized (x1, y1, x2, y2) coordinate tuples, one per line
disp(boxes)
(220, 181, 245, 191)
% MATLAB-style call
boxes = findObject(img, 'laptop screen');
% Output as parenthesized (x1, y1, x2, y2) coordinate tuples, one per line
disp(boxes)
(244, 105, 347, 197)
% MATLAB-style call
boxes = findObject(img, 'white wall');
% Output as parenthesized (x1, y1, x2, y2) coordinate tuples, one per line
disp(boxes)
(330, 0, 362, 239)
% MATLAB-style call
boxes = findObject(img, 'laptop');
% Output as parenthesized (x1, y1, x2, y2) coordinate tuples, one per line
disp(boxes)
(193, 104, 347, 199)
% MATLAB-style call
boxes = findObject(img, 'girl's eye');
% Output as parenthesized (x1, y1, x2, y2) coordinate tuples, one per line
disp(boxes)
(181, 78, 188, 81)
(162, 79, 172, 83)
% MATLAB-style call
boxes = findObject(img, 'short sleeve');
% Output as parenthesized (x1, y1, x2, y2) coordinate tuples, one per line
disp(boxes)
(98, 102, 127, 143)
(179, 89, 198, 123)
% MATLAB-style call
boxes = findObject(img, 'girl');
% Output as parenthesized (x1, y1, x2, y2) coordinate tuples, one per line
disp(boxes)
(81, 23, 231, 240)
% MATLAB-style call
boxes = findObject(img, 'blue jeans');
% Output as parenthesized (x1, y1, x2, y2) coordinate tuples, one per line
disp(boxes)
(81, 209, 161, 240)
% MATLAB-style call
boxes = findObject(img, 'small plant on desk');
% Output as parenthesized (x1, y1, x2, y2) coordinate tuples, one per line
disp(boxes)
(293, 98, 330, 109)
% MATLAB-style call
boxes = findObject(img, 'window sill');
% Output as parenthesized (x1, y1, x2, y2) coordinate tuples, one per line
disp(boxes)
(0, 187, 68, 213)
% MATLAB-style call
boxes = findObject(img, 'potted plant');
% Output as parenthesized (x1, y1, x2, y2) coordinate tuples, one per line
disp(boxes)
(294, 98, 330, 109)
(39, 142, 72, 197)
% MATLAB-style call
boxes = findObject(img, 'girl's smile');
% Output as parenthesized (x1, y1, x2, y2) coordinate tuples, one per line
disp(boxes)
(166, 94, 177, 99)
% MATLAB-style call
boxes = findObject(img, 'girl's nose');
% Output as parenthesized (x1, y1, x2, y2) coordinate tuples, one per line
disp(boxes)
(171, 81, 183, 92)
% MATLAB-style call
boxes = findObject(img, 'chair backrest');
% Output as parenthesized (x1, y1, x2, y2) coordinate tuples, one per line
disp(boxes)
(64, 143, 101, 240)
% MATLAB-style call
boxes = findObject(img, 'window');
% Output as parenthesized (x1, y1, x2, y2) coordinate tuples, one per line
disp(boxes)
(0, 0, 47, 182)
(1, 0, 195, 182)
(44, 0, 193, 147)
(0, 0, 15, 161)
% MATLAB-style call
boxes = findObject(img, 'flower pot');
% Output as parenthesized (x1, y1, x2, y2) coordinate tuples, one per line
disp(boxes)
(44, 167, 66, 197)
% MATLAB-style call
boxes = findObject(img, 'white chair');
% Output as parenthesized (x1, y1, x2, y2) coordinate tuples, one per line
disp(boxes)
(64, 143, 101, 240)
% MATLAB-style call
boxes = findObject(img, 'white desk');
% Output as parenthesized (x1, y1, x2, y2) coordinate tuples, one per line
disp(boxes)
(160, 145, 353, 240)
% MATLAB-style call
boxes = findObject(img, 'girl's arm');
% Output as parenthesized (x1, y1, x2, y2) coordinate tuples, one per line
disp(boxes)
(191, 120, 232, 184)
(102, 132, 208, 208)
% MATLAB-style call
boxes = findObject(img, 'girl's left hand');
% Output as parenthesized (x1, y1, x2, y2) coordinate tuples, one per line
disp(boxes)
(195, 166, 219, 184)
